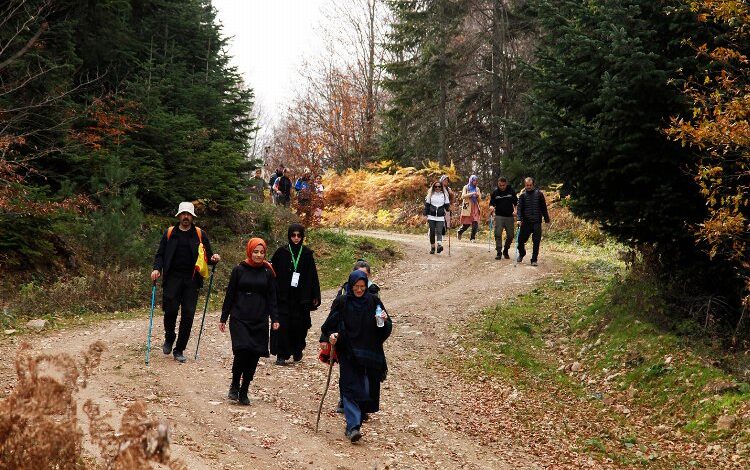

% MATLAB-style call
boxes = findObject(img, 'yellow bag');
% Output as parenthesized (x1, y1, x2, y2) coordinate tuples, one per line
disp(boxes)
(166, 226, 209, 278)
(194, 228, 209, 279)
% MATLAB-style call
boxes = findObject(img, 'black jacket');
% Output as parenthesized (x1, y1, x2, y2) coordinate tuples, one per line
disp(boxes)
(271, 244, 321, 313)
(489, 187, 518, 217)
(276, 176, 292, 200)
(152, 225, 216, 286)
(517, 188, 550, 224)
(221, 262, 278, 355)
(320, 293, 391, 370)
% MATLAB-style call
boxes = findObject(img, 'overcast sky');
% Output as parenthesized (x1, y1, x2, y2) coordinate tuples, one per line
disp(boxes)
(212, 0, 329, 125)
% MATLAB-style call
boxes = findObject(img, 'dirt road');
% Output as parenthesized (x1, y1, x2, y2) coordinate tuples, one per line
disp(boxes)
(1, 231, 563, 469)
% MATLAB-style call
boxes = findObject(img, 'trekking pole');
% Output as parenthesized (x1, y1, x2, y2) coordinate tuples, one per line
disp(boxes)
(194, 264, 217, 360)
(487, 217, 493, 252)
(316, 344, 336, 433)
(447, 216, 451, 257)
(514, 221, 521, 267)
(145, 280, 157, 365)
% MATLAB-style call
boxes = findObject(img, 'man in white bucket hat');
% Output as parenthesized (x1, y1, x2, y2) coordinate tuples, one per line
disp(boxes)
(151, 202, 221, 362)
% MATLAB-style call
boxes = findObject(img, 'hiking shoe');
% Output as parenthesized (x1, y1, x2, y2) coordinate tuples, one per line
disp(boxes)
(293, 352, 303, 362)
(335, 404, 344, 413)
(495, 253, 502, 260)
(429, 247, 435, 254)
(275, 357, 287, 366)
(238, 392, 250, 406)
(227, 385, 239, 401)
(362, 413, 370, 422)
(437, 245, 443, 253)
(516, 256, 523, 263)
(173, 351, 186, 363)
(162, 340, 173, 355)
(346, 428, 362, 443)
(503, 250, 510, 259)
(531, 261, 538, 267)
(457, 231, 463, 240)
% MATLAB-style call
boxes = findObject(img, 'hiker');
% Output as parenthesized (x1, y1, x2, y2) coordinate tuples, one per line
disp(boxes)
(320, 270, 392, 443)
(489, 177, 518, 260)
(273, 168, 293, 207)
(440, 175, 455, 234)
(332, 259, 382, 414)
(424, 180, 450, 254)
(457, 175, 482, 241)
(516, 177, 551, 266)
(151, 202, 221, 363)
(269, 165, 283, 204)
(219, 238, 279, 405)
(248, 168, 265, 202)
(294, 170, 313, 220)
(313, 175, 325, 225)
(270, 224, 321, 364)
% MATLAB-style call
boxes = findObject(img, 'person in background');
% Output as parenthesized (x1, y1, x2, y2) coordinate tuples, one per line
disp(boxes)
(489, 177, 518, 260)
(151, 202, 221, 363)
(219, 238, 279, 405)
(269, 165, 283, 205)
(270, 224, 321, 364)
(424, 180, 450, 254)
(248, 168, 266, 202)
(320, 270, 392, 443)
(457, 175, 482, 241)
(273, 168, 293, 207)
(516, 177, 551, 266)
(313, 175, 325, 225)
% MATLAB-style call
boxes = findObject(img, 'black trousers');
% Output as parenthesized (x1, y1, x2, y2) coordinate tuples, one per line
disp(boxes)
(458, 221, 478, 240)
(517, 222, 543, 262)
(272, 307, 311, 360)
(162, 273, 200, 353)
(232, 350, 260, 385)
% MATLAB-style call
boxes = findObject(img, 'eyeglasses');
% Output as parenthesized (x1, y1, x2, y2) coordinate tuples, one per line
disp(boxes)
(291, 232, 302, 238)
(433, 186, 440, 189)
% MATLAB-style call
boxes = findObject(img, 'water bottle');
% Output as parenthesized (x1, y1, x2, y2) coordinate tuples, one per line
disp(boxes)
(375, 305, 385, 328)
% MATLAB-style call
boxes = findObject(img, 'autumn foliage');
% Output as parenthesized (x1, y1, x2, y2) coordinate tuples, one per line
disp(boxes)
(667, 0, 750, 306)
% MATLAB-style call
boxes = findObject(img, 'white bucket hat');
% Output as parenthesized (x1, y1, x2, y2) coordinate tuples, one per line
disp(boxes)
(175, 201, 197, 217)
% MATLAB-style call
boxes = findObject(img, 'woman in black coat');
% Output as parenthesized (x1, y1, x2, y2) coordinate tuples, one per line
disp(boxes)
(270, 224, 321, 364)
(321, 270, 392, 443)
(220, 238, 279, 405)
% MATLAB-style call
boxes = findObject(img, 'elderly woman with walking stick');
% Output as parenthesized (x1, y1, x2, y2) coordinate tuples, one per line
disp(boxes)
(320, 270, 392, 443)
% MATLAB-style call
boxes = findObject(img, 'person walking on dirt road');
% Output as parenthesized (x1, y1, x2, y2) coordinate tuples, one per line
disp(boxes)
(425, 180, 450, 254)
(321, 270, 392, 443)
(151, 202, 221, 363)
(270, 224, 321, 365)
(219, 238, 279, 405)
(273, 168, 293, 207)
(516, 177, 551, 266)
(489, 177, 518, 260)
(458, 175, 482, 241)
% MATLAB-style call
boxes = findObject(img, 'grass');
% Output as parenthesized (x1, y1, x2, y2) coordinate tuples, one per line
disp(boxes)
(459, 252, 750, 466)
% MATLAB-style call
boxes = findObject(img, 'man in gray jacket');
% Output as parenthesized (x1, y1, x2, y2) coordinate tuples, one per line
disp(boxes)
(516, 177, 551, 266)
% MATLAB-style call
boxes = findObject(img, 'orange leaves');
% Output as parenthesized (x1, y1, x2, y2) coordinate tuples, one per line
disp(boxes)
(69, 97, 142, 150)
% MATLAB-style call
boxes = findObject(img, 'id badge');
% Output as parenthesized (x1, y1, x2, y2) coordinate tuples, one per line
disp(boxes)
(291, 272, 300, 287)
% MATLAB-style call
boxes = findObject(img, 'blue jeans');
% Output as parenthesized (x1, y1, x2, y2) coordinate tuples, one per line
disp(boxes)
(342, 375, 369, 433)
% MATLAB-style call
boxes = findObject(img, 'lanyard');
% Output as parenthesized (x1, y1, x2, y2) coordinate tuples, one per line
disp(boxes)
(289, 244, 302, 272)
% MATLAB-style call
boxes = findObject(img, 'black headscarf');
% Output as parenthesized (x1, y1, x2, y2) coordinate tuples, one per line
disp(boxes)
(287, 223, 305, 256)
(347, 270, 370, 310)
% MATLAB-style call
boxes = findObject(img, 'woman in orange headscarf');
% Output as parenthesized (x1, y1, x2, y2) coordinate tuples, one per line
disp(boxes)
(219, 238, 279, 405)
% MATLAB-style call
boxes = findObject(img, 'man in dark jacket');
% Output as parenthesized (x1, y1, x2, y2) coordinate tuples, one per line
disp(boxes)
(516, 177, 551, 266)
(273, 168, 293, 207)
(269, 165, 283, 204)
(151, 202, 221, 362)
(489, 177, 518, 260)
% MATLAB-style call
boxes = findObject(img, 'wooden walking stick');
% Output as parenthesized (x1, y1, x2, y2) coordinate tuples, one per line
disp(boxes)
(316, 344, 336, 433)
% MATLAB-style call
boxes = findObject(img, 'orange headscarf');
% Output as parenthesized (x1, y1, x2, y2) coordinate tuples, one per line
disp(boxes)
(245, 238, 276, 277)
